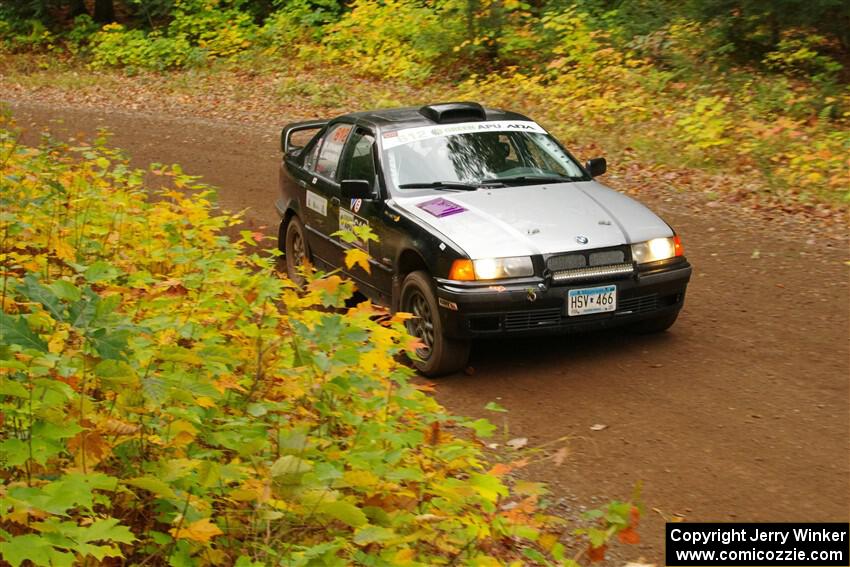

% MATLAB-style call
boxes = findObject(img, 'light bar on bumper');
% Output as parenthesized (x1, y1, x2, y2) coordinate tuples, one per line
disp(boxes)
(551, 262, 635, 283)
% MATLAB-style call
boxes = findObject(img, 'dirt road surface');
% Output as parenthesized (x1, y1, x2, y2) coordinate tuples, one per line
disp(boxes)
(7, 100, 849, 563)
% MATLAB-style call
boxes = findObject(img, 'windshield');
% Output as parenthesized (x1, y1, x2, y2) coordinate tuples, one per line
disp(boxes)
(381, 121, 587, 192)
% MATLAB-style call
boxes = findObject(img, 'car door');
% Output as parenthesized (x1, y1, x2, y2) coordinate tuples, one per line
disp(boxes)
(300, 122, 353, 269)
(334, 126, 394, 303)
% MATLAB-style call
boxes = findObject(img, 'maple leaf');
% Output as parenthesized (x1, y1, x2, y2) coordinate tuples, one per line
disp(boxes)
(344, 248, 370, 273)
(391, 311, 414, 323)
(426, 421, 441, 445)
(307, 274, 343, 295)
(630, 505, 641, 527)
(101, 418, 139, 435)
(52, 239, 75, 262)
(588, 544, 607, 562)
(68, 430, 112, 467)
(487, 463, 512, 476)
(618, 527, 640, 544)
(170, 518, 223, 543)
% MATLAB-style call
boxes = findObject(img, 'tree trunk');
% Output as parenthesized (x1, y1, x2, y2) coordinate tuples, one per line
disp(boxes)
(93, 0, 115, 23)
(70, 0, 89, 18)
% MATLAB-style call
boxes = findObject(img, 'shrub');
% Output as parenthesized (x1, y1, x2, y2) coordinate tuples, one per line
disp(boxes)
(258, 0, 342, 48)
(322, 0, 460, 81)
(65, 14, 100, 55)
(90, 23, 194, 70)
(168, 0, 256, 58)
(675, 95, 734, 152)
(0, 17, 54, 53)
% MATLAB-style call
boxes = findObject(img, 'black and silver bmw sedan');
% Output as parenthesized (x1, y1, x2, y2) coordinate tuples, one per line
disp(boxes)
(277, 102, 691, 376)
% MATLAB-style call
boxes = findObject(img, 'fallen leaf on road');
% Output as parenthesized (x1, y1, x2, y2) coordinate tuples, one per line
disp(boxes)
(507, 437, 528, 449)
(552, 446, 569, 466)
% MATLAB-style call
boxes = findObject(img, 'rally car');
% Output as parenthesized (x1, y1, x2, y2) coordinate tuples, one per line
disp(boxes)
(276, 102, 691, 376)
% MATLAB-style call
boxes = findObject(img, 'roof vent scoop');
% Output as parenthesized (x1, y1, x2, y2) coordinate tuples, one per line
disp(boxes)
(419, 102, 486, 124)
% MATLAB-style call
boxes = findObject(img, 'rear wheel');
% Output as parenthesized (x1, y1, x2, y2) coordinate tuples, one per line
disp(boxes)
(400, 271, 470, 377)
(630, 310, 680, 334)
(283, 216, 310, 286)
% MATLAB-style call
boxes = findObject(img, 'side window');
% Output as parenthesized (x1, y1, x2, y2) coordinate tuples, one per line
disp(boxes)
(341, 130, 376, 186)
(315, 123, 352, 180)
(303, 133, 323, 171)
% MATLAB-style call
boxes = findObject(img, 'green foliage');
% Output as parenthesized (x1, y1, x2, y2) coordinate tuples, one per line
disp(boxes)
(0, 17, 55, 52)
(88, 0, 257, 69)
(686, 0, 850, 63)
(322, 0, 462, 81)
(675, 96, 733, 151)
(1, 124, 614, 564)
(90, 23, 195, 69)
(763, 33, 843, 83)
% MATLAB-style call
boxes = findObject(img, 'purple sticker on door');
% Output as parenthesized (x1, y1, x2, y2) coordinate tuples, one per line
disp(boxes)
(418, 198, 467, 218)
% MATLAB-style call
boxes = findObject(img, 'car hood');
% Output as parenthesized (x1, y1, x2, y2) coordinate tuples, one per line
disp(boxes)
(392, 181, 673, 259)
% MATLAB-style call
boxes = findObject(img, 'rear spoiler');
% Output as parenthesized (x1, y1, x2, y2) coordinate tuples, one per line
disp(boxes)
(281, 120, 327, 154)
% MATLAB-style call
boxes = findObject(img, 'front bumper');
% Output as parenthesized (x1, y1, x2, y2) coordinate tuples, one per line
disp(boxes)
(435, 261, 691, 339)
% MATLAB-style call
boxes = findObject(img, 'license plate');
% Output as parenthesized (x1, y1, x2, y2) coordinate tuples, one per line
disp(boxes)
(567, 285, 617, 316)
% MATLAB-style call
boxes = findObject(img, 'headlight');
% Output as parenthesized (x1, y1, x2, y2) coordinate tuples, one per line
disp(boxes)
(449, 256, 534, 280)
(631, 236, 683, 264)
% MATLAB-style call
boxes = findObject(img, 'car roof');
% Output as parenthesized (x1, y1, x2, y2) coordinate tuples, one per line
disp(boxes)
(336, 103, 535, 131)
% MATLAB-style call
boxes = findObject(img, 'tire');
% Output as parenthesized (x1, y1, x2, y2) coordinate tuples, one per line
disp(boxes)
(400, 271, 470, 377)
(283, 216, 310, 286)
(630, 310, 680, 334)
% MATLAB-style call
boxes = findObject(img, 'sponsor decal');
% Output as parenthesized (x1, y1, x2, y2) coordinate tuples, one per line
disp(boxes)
(332, 125, 352, 143)
(350, 198, 362, 213)
(382, 120, 547, 149)
(306, 190, 327, 216)
(339, 208, 370, 253)
(418, 197, 467, 218)
(438, 298, 458, 311)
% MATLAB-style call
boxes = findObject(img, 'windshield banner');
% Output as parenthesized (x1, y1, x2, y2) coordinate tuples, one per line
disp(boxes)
(381, 120, 547, 150)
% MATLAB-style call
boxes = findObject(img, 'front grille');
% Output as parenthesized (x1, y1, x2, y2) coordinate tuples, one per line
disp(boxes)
(617, 294, 658, 315)
(503, 308, 562, 331)
(547, 254, 587, 271)
(551, 263, 635, 284)
(547, 249, 627, 271)
(589, 250, 625, 265)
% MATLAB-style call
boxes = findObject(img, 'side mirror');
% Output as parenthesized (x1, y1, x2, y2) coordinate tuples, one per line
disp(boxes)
(340, 179, 373, 200)
(586, 157, 607, 177)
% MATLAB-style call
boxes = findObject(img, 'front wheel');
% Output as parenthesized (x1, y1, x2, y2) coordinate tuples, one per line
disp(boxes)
(400, 271, 470, 377)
